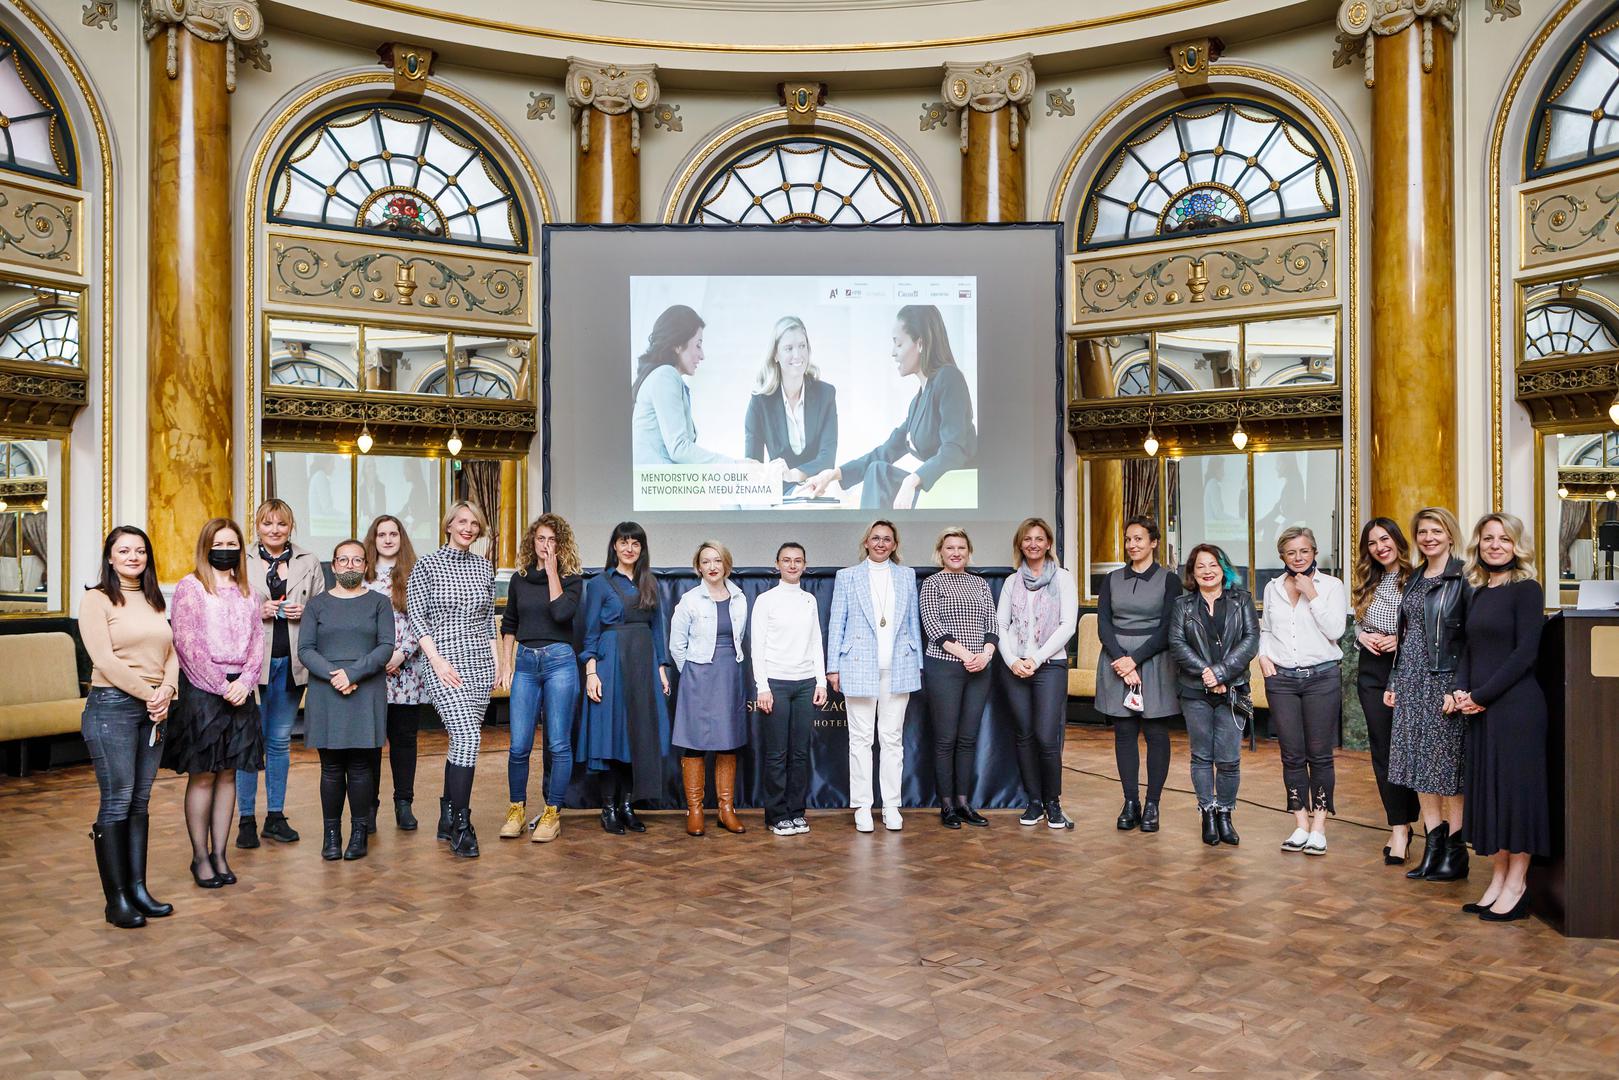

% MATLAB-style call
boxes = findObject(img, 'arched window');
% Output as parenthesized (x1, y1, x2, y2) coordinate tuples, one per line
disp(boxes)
(1527, 2, 1619, 178)
(268, 103, 526, 250)
(1523, 299, 1619, 359)
(1078, 99, 1336, 248)
(1, 440, 37, 477)
(688, 137, 917, 225)
(417, 366, 513, 399)
(270, 356, 355, 390)
(0, 306, 76, 366)
(1116, 359, 1188, 396)
(0, 27, 75, 183)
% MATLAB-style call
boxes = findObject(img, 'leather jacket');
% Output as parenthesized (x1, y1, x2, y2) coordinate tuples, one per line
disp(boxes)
(1395, 556, 1470, 675)
(1167, 587, 1260, 693)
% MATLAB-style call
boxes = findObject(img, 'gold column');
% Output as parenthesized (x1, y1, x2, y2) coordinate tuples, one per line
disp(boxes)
(498, 459, 519, 568)
(943, 55, 1033, 222)
(1339, 1, 1459, 526)
(566, 59, 659, 223)
(143, 1, 263, 580)
(1076, 341, 1124, 570)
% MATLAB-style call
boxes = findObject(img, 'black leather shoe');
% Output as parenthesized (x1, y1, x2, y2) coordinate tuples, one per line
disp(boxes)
(1406, 823, 1448, 880)
(1426, 834, 1470, 882)
(1116, 798, 1141, 831)
(1461, 901, 1488, 914)
(344, 819, 369, 860)
(395, 799, 419, 831)
(940, 805, 962, 829)
(235, 815, 260, 849)
(436, 797, 454, 841)
(1139, 802, 1160, 833)
(125, 814, 173, 918)
(1479, 895, 1530, 922)
(90, 822, 146, 929)
(261, 813, 299, 844)
(189, 857, 224, 889)
(321, 819, 343, 861)
(1384, 845, 1408, 866)
(449, 807, 479, 858)
(620, 801, 646, 834)
(1215, 810, 1240, 846)
(1200, 808, 1219, 846)
(600, 804, 626, 835)
(958, 805, 989, 827)
(209, 851, 237, 885)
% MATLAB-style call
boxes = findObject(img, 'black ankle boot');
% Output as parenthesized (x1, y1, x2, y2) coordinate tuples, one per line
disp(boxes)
(450, 807, 480, 858)
(90, 822, 146, 928)
(321, 819, 343, 861)
(125, 813, 172, 918)
(395, 799, 418, 831)
(620, 801, 646, 833)
(262, 812, 299, 843)
(1139, 802, 1160, 833)
(436, 797, 454, 841)
(1200, 808, 1219, 846)
(344, 819, 369, 860)
(1426, 832, 1470, 881)
(1215, 810, 1240, 846)
(1116, 798, 1141, 831)
(235, 814, 260, 849)
(1406, 823, 1448, 880)
(600, 803, 625, 835)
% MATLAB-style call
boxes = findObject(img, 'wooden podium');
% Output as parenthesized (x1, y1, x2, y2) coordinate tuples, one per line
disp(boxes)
(1531, 610, 1619, 939)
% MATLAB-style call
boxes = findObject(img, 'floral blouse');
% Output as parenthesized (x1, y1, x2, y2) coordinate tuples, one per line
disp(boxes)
(365, 564, 424, 705)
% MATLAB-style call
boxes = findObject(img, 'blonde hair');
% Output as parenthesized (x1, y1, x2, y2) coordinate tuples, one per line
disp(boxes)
(518, 513, 581, 576)
(753, 315, 820, 396)
(193, 517, 252, 597)
(859, 519, 902, 564)
(1463, 512, 1539, 587)
(1011, 517, 1057, 568)
(692, 539, 734, 576)
(441, 500, 489, 543)
(1410, 506, 1463, 565)
(1276, 525, 1317, 558)
(254, 498, 296, 534)
(933, 527, 973, 566)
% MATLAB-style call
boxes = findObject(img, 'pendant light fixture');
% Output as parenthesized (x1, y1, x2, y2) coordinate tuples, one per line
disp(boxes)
(1143, 405, 1159, 457)
(1557, 484, 1570, 499)
(356, 423, 374, 454)
(1231, 401, 1248, 451)
(446, 427, 463, 457)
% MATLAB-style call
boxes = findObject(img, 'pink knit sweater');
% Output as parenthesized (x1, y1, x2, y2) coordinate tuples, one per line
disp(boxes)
(170, 574, 264, 695)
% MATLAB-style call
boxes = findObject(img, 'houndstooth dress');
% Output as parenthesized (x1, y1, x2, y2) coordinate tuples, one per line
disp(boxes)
(406, 546, 497, 767)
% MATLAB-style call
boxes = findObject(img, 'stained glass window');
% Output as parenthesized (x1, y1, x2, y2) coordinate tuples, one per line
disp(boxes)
(1079, 100, 1336, 248)
(418, 366, 513, 399)
(0, 31, 75, 184)
(689, 138, 916, 225)
(268, 104, 526, 250)
(0, 307, 76, 366)
(1523, 301, 1619, 360)
(1527, 3, 1619, 177)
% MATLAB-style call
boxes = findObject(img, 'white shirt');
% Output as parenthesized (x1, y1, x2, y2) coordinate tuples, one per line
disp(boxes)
(867, 559, 896, 670)
(782, 390, 806, 456)
(750, 581, 826, 692)
(1260, 571, 1348, 668)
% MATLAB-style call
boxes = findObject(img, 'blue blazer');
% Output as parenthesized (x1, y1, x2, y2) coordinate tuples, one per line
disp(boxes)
(826, 561, 922, 698)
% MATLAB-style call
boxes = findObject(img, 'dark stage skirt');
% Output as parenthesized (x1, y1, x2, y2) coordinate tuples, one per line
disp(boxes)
(161, 671, 265, 776)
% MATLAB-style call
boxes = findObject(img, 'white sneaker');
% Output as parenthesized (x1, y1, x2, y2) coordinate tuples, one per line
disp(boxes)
(792, 817, 810, 834)
(883, 806, 903, 831)
(1281, 828, 1310, 852)
(854, 807, 874, 833)
(1305, 831, 1327, 856)
(770, 820, 797, 836)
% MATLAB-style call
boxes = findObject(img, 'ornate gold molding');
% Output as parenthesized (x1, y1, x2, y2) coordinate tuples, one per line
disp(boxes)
(0, 364, 88, 428)
(1518, 163, 1619, 269)
(941, 54, 1033, 152)
(565, 58, 658, 154)
(141, 1, 265, 92)
(1068, 388, 1341, 453)
(1515, 354, 1619, 428)
(262, 391, 535, 453)
(1334, 0, 1520, 86)
(0, 180, 79, 275)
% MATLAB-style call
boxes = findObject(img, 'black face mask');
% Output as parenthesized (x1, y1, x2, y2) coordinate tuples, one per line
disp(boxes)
(208, 548, 241, 571)
(1285, 560, 1318, 578)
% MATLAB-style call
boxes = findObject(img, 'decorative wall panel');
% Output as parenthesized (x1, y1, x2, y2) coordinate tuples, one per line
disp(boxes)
(1520, 163, 1619, 270)
(0, 179, 79, 277)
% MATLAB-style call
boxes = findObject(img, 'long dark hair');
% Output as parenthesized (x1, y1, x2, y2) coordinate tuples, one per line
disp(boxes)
(896, 304, 958, 379)
(91, 525, 165, 610)
(605, 520, 658, 610)
(1182, 543, 1242, 592)
(362, 514, 417, 614)
(632, 304, 704, 400)
(1352, 517, 1412, 618)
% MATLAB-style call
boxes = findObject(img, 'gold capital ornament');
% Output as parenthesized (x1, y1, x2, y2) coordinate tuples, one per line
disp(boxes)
(564, 58, 660, 155)
(141, 0, 265, 92)
(940, 54, 1035, 154)
(1334, 0, 1519, 87)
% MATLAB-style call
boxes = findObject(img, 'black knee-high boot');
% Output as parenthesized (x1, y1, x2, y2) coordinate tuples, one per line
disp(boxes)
(125, 813, 172, 918)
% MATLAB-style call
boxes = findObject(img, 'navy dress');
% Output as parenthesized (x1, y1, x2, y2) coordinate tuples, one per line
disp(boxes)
(579, 572, 672, 802)
(673, 602, 748, 752)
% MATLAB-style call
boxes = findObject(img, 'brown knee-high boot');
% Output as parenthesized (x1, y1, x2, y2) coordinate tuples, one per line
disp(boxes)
(715, 753, 746, 834)
(681, 756, 706, 837)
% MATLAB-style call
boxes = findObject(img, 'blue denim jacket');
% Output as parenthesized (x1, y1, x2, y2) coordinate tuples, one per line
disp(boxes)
(669, 580, 748, 669)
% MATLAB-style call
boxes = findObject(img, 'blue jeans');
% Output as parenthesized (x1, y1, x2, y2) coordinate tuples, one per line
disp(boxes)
(81, 687, 161, 826)
(238, 656, 298, 816)
(1182, 691, 1242, 811)
(507, 642, 580, 806)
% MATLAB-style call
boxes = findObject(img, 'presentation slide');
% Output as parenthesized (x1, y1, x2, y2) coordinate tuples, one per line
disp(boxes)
(628, 275, 978, 513)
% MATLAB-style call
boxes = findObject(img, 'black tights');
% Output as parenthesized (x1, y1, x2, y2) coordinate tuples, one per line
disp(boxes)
(371, 702, 420, 805)
(1113, 715, 1171, 804)
(183, 769, 236, 877)
(597, 761, 633, 804)
(318, 748, 376, 822)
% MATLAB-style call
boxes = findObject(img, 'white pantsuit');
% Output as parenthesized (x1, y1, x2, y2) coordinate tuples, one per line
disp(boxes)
(846, 671, 908, 810)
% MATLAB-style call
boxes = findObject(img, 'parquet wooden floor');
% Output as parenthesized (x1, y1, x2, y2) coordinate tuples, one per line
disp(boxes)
(3, 727, 1617, 1078)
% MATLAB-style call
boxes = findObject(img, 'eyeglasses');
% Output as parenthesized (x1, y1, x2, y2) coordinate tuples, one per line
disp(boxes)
(333, 556, 366, 568)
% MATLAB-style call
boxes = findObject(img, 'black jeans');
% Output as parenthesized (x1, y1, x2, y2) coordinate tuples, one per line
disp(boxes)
(81, 687, 161, 826)
(762, 678, 815, 825)
(1002, 661, 1067, 805)
(924, 657, 991, 803)
(1264, 664, 1340, 814)
(318, 747, 376, 822)
(1113, 715, 1171, 804)
(1356, 648, 1418, 826)
(373, 702, 420, 803)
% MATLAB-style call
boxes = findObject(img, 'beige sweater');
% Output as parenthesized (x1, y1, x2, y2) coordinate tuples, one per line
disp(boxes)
(80, 586, 180, 701)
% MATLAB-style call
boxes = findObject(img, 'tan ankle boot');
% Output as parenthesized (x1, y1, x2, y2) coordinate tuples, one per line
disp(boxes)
(715, 753, 745, 834)
(681, 756, 706, 836)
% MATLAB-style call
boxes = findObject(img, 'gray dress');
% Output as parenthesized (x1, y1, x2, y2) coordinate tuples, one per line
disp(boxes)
(672, 601, 748, 751)
(297, 590, 395, 750)
(1095, 565, 1182, 718)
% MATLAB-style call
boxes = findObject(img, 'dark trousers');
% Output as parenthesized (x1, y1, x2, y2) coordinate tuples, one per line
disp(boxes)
(1356, 648, 1419, 826)
(1002, 661, 1067, 805)
(1113, 715, 1171, 804)
(924, 657, 990, 803)
(318, 748, 376, 822)
(1264, 665, 1341, 814)
(81, 687, 161, 826)
(372, 702, 420, 804)
(762, 678, 815, 825)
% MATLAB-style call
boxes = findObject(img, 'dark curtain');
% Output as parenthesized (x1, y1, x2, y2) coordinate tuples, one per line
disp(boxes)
(1123, 458, 1157, 525)
(20, 511, 46, 558)
(1559, 499, 1590, 576)
(462, 460, 501, 559)
(0, 514, 14, 557)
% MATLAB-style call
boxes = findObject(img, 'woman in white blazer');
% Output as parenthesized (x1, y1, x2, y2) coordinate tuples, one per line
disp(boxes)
(996, 517, 1078, 829)
(669, 541, 749, 836)
(826, 520, 923, 833)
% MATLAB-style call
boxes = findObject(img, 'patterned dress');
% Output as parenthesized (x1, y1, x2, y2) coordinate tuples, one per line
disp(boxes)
(365, 564, 424, 705)
(1387, 573, 1464, 796)
(406, 546, 497, 768)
